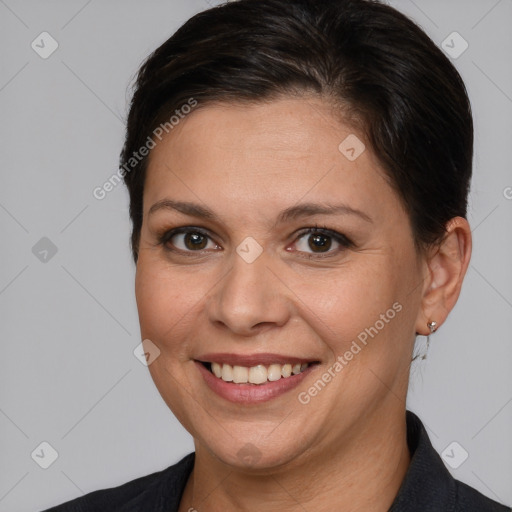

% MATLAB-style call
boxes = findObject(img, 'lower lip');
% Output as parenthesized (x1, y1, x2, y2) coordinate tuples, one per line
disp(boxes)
(195, 362, 316, 404)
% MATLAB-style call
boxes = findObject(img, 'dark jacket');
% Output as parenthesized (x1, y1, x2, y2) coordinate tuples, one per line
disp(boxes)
(42, 411, 510, 511)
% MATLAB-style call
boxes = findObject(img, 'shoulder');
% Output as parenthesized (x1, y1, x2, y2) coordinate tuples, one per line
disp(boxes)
(454, 479, 510, 512)
(40, 453, 194, 512)
(390, 411, 510, 512)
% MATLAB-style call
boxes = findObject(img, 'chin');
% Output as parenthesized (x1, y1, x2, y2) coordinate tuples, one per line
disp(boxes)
(199, 429, 312, 473)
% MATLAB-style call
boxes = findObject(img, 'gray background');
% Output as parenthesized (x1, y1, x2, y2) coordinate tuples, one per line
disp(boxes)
(0, 0, 511, 510)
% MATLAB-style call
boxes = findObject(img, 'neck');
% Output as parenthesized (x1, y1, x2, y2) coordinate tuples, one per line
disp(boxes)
(178, 408, 410, 512)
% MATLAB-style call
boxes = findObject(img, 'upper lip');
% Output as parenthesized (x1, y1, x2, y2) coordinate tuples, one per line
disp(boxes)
(196, 353, 318, 367)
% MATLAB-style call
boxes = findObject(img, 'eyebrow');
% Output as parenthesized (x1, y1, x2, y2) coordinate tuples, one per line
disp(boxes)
(148, 199, 373, 224)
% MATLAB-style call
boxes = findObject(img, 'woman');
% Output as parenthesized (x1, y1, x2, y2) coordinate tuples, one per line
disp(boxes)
(43, 0, 510, 510)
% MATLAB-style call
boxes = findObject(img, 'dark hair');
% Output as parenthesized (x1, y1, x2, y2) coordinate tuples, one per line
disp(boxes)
(121, 0, 473, 263)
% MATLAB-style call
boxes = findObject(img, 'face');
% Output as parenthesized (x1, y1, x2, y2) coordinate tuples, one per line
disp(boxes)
(135, 97, 425, 471)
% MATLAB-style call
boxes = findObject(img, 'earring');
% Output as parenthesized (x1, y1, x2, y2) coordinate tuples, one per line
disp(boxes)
(427, 321, 437, 333)
(423, 321, 438, 360)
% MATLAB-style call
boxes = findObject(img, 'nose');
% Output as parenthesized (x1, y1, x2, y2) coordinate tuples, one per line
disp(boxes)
(207, 250, 291, 337)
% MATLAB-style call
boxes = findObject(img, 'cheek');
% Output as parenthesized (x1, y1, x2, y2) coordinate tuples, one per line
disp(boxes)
(134, 257, 208, 426)
(287, 253, 418, 374)
(134, 257, 206, 359)
(288, 262, 397, 340)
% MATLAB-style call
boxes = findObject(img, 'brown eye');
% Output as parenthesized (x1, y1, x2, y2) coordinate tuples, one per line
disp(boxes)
(307, 233, 332, 253)
(183, 232, 208, 250)
(162, 228, 219, 253)
(293, 227, 352, 257)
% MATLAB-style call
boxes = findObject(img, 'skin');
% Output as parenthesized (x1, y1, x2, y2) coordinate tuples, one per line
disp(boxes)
(134, 96, 472, 512)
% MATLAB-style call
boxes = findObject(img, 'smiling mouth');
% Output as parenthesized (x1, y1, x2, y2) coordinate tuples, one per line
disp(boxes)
(200, 361, 318, 385)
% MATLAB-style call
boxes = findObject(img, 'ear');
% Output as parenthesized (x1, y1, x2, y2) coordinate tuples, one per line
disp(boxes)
(415, 217, 472, 335)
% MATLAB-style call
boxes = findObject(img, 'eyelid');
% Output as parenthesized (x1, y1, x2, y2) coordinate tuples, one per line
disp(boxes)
(294, 226, 352, 246)
(159, 226, 210, 241)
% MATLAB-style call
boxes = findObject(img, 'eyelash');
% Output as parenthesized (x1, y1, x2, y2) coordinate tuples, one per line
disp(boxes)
(157, 224, 353, 259)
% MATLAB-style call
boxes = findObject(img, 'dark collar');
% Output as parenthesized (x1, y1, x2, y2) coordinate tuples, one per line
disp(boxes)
(157, 411, 507, 511)
(389, 410, 457, 510)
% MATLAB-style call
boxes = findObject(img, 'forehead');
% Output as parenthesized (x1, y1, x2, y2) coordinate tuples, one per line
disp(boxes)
(151, 97, 361, 163)
(143, 97, 397, 225)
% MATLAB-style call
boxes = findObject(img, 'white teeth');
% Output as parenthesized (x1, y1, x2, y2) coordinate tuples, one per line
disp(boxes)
(281, 364, 292, 378)
(212, 362, 222, 378)
(233, 365, 249, 383)
(267, 364, 282, 382)
(249, 365, 267, 384)
(221, 364, 234, 382)
(208, 362, 311, 385)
